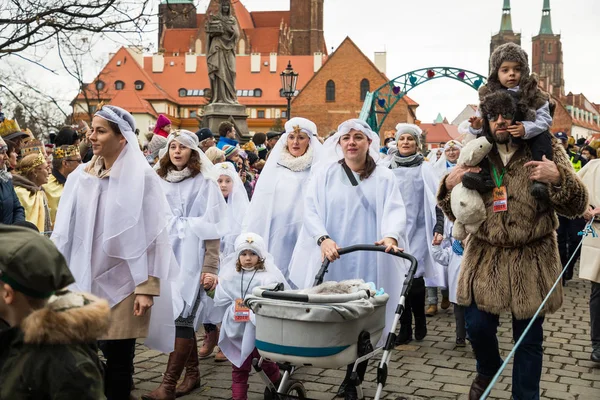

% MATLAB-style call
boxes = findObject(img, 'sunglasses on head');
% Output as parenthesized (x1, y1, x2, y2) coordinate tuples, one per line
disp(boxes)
(487, 113, 514, 122)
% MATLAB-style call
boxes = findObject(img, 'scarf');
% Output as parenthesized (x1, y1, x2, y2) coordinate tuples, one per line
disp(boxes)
(277, 145, 314, 172)
(164, 167, 192, 183)
(390, 153, 424, 168)
(0, 166, 11, 183)
(85, 156, 111, 179)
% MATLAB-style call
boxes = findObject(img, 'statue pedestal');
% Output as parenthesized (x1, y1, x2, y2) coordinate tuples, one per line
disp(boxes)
(202, 102, 250, 140)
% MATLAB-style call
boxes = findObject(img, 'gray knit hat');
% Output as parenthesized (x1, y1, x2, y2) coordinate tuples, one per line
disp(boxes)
(489, 43, 530, 84)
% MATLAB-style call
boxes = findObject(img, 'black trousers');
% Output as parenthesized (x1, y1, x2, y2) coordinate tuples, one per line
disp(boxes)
(557, 216, 587, 280)
(98, 339, 136, 400)
(400, 276, 426, 334)
(591, 282, 600, 351)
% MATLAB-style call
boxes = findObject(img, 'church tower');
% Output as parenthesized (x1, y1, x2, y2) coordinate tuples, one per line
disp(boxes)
(490, 0, 521, 72)
(531, 0, 565, 97)
(289, 0, 326, 55)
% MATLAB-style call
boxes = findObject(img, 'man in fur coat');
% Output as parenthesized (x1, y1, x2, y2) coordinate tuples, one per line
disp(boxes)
(0, 225, 109, 399)
(437, 91, 588, 400)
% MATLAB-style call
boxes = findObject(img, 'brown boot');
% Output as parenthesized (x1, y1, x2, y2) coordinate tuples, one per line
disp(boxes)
(198, 328, 218, 359)
(214, 347, 228, 362)
(141, 337, 194, 400)
(468, 374, 492, 400)
(175, 336, 201, 397)
(425, 304, 438, 317)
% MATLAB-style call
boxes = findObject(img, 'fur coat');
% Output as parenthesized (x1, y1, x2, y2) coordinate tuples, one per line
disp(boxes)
(0, 291, 109, 399)
(437, 140, 588, 319)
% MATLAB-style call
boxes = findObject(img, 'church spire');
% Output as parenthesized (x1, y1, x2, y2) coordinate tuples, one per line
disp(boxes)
(539, 0, 554, 35)
(499, 0, 514, 33)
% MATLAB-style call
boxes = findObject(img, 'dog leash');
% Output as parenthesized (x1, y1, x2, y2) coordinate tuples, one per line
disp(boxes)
(481, 220, 597, 399)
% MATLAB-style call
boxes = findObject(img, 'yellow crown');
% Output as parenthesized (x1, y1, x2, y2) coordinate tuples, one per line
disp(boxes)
(53, 145, 80, 160)
(20, 138, 44, 158)
(17, 153, 46, 175)
(0, 119, 21, 138)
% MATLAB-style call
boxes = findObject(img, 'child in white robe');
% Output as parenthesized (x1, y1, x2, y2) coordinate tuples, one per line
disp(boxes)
(214, 233, 286, 400)
(432, 230, 467, 346)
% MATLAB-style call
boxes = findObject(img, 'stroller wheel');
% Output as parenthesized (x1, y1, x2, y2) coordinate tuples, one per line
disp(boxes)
(285, 380, 306, 398)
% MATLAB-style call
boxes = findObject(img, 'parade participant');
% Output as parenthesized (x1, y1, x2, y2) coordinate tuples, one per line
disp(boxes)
(216, 162, 250, 256)
(206, 146, 226, 164)
(144, 130, 228, 399)
(244, 117, 323, 279)
(432, 223, 467, 347)
(0, 225, 109, 399)
(43, 145, 81, 226)
(577, 159, 600, 363)
(432, 139, 463, 178)
(52, 105, 180, 400)
(468, 42, 554, 204)
(288, 119, 408, 400)
(252, 132, 268, 160)
(555, 132, 587, 172)
(217, 121, 239, 150)
(214, 233, 286, 400)
(54, 126, 80, 147)
(0, 136, 25, 225)
(266, 131, 282, 152)
(4, 139, 18, 171)
(385, 123, 444, 344)
(438, 91, 588, 399)
(12, 152, 50, 233)
(0, 119, 29, 156)
(196, 127, 216, 153)
(581, 145, 597, 161)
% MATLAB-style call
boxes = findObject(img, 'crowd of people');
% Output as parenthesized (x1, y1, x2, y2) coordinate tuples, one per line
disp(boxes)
(0, 42, 599, 400)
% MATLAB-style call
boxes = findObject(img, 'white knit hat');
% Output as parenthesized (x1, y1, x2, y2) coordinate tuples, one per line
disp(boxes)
(235, 232, 266, 259)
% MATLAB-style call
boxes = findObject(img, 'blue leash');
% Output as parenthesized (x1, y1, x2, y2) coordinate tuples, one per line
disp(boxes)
(480, 220, 597, 399)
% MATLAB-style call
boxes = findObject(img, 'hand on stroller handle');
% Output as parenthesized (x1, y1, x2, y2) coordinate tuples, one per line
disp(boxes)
(314, 244, 418, 287)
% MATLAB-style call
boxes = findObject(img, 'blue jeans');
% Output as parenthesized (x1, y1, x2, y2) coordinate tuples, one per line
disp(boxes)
(465, 303, 544, 400)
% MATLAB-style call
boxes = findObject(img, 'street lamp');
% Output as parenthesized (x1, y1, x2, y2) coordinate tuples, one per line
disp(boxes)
(280, 61, 298, 121)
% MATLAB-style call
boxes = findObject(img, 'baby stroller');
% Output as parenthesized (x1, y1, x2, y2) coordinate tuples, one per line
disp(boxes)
(245, 244, 418, 400)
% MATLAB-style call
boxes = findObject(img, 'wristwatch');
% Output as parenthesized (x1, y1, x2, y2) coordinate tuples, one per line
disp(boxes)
(317, 235, 330, 246)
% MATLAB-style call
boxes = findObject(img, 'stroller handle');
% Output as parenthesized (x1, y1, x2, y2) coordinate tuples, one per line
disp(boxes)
(313, 244, 418, 287)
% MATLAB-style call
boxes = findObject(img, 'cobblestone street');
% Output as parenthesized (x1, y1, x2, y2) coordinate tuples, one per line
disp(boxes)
(131, 273, 600, 400)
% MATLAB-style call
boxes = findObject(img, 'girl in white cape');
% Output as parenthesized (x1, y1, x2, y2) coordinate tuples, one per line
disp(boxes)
(51, 105, 180, 400)
(143, 130, 229, 399)
(288, 118, 409, 399)
(214, 232, 286, 400)
(243, 117, 322, 280)
(198, 162, 250, 362)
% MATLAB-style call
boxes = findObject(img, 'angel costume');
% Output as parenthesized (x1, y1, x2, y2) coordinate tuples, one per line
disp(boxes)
(51, 106, 180, 399)
(243, 117, 323, 280)
(214, 233, 286, 399)
(288, 119, 409, 339)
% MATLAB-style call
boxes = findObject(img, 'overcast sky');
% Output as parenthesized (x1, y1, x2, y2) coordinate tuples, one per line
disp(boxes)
(4, 0, 598, 126)
(234, 0, 600, 123)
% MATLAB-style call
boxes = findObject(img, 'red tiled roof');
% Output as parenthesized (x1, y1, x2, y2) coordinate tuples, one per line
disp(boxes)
(246, 27, 280, 54)
(251, 11, 290, 28)
(572, 118, 600, 132)
(162, 29, 197, 53)
(142, 54, 318, 107)
(232, 0, 254, 30)
(421, 123, 460, 143)
(110, 91, 158, 117)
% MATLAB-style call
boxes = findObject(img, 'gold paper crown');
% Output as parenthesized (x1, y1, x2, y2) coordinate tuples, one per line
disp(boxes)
(53, 145, 80, 160)
(17, 153, 46, 175)
(0, 119, 21, 138)
(20, 138, 44, 158)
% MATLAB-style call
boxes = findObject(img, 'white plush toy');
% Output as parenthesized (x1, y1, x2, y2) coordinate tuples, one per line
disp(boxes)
(450, 136, 493, 240)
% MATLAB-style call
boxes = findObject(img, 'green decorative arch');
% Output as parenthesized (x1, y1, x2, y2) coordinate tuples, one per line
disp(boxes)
(359, 67, 487, 133)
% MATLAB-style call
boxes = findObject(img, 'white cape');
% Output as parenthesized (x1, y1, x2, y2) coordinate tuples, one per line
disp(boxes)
(288, 163, 409, 340)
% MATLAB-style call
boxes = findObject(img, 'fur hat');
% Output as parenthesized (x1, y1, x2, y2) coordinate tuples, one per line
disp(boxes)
(480, 90, 517, 122)
(489, 43, 530, 84)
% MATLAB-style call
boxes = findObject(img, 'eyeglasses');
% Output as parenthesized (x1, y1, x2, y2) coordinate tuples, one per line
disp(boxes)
(487, 113, 514, 122)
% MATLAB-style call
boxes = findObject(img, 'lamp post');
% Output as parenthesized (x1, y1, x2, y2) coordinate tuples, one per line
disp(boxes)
(280, 61, 298, 121)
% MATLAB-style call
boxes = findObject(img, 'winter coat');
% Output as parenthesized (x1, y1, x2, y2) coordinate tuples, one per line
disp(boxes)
(0, 291, 109, 399)
(578, 159, 600, 283)
(0, 178, 25, 224)
(437, 140, 588, 319)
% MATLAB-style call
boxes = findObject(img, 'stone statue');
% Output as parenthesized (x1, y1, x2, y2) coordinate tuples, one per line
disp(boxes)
(205, 0, 239, 104)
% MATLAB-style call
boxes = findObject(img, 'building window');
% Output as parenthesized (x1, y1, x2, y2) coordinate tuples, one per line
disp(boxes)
(281, 110, 287, 119)
(360, 79, 370, 101)
(134, 80, 144, 90)
(190, 111, 197, 118)
(95, 80, 105, 91)
(547, 43, 552, 54)
(326, 80, 335, 102)
(115, 80, 125, 90)
(257, 110, 265, 119)
(254, 89, 263, 97)
(178, 88, 187, 97)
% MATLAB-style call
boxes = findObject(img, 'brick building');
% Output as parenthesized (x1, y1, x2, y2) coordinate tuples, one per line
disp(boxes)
(489, 0, 521, 71)
(292, 37, 418, 136)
